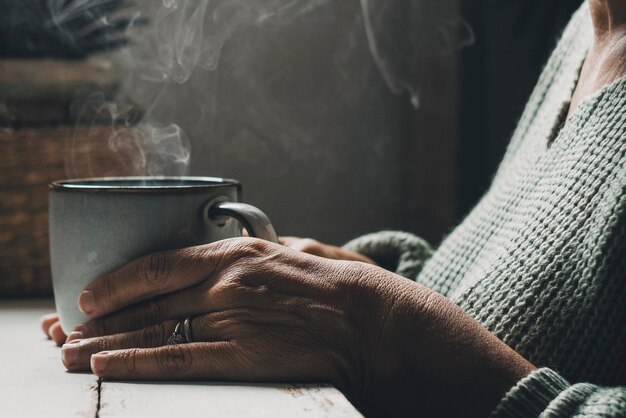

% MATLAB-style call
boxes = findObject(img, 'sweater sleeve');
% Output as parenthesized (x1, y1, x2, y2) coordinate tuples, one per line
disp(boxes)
(342, 231, 433, 279)
(491, 368, 626, 418)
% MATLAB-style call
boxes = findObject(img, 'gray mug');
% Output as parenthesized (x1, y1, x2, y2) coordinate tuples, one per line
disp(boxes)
(49, 176, 278, 333)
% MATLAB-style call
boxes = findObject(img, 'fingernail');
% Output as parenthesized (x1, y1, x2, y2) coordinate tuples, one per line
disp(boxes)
(62, 342, 80, 368)
(67, 331, 84, 342)
(91, 352, 110, 375)
(78, 290, 96, 315)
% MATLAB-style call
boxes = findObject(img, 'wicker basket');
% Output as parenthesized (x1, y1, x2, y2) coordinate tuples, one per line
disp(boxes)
(0, 59, 124, 295)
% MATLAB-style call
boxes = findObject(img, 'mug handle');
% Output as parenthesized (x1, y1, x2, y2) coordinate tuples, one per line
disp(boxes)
(209, 200, 278, 243)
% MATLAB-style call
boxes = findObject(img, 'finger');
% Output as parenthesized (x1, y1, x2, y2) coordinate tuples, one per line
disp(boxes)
(281, 237, 376, 265)
(75, 286, 274, 341)
(62, 320, 178, 371)
(75, 266, 285, 340)
(49, 322, 67, 346)
(330, 248, 377, 265)
(41, 313, 59, 337)
(278, 236, 299, 246)
(70, 310, 251, 371)
(78, 242, 231, 317)
(90, 342, 245, 380)
(75, 286, 212, 339)
(280, 237, 319, 252)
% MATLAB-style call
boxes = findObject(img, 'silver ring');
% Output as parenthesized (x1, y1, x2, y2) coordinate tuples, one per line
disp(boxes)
(183, 317, 193, 342)
(166, 317, 193, 345)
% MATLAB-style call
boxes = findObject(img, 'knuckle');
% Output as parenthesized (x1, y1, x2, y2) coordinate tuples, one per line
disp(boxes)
(212, 238, 278, 289)
(225, 237, 271, 258)
(190, 243, 229, 278)
(223, 263, 248, 285)
(223, 266, 265, 291)
(96, 337, 110, 353)
(244, 238, 273, 256)
(139, 252, 172, 287)
(210, 279, 234, 298)
(157, 345, 191, 377)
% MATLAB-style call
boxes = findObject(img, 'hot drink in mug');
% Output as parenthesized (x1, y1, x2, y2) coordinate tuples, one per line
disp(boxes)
(49, 177, 277, 333)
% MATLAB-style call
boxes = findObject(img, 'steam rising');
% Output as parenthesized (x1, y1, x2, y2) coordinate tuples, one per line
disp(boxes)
(130, 0, 340, 84)
(64, 0, 473, 178)
(66, 93, 190, 177)
(360, 0, 474, 108)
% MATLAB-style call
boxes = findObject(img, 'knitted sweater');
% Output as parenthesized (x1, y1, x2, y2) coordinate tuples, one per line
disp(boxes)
(345, 4, 626, 417)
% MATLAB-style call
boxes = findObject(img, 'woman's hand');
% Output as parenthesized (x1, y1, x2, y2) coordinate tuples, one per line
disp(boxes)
(279, 236, 376, 265)
(61, 238, 382, 391)
(55, 238, 534, 417)
(41, 313, 66, 346)
(41, 236, 370, 344)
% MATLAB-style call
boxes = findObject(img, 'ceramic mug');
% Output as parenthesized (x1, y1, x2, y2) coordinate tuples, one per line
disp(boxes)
(49, 176, 278, 333)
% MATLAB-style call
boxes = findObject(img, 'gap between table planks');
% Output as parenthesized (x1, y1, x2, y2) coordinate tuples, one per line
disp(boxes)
(0, 299, 362, 418)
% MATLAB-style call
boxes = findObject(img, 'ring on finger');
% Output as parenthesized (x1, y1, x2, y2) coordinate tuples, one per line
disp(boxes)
(166, 317, 194, 345)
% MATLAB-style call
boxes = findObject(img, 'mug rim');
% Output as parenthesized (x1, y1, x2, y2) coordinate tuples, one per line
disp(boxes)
(50, 176, 241, 193)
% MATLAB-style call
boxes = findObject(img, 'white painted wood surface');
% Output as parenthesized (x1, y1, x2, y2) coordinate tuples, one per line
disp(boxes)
(0, 300, 362, 418)
(100, 382, 361, 418)
(0, 299, 98, 417)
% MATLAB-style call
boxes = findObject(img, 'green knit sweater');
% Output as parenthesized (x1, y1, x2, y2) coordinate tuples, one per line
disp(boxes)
(345, 4, 626, 417)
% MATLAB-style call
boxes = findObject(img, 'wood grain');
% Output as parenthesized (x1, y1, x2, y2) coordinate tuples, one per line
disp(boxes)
(100, 382, 362, 418)
(0, 300, 363, 418)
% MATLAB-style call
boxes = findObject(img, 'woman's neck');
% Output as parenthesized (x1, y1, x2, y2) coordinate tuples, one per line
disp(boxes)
(589, 0, 626, 40)
(567, 1, 626, 117)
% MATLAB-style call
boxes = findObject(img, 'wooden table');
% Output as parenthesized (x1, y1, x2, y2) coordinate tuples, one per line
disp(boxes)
(0, 299, 362, 417)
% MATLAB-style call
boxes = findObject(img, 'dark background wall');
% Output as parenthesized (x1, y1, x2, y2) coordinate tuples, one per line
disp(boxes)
(457, 0, 584, 216)
(0, 0, 590, 295)
(214, 0, 587, 245)
(122, 0, 465, 246)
